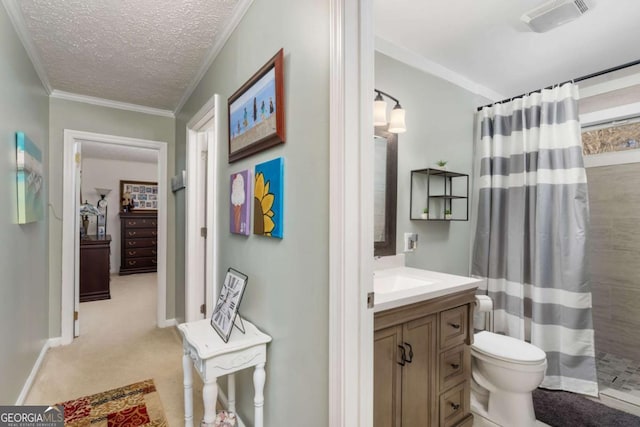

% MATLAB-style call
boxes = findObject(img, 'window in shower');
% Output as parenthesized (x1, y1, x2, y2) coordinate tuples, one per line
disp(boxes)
(582, 117, 640, 155)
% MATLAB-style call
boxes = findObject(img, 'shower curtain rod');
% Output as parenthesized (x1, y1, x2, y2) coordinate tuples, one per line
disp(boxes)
(476, 58, 640, 111)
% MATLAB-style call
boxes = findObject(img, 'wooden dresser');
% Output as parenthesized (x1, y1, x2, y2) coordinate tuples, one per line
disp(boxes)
(119, 212, 158, 275)
(80, 235, 111, 302)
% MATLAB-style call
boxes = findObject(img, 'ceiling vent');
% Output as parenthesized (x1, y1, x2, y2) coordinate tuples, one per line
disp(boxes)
(521, 0, 590, 33)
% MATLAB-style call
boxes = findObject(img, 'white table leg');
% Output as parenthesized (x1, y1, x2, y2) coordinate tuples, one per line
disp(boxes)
(228, 374, 236, 414)
(182, 350, 194, 427)
(253, 363, 266, 427)
(202, 379, 218, 427)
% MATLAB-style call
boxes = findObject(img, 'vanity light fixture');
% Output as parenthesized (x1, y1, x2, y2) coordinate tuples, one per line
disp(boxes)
(374, 89, 406, 133)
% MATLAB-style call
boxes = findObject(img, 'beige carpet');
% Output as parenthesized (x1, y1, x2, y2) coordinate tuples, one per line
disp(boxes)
(25, 273, 205, 426)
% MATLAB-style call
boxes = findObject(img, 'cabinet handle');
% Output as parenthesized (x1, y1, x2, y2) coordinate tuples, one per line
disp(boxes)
(128, 241, 137, 246)
(128, 260, 137, 266)
(397, 345, 407, 366)
(449, 322, 461, 329)
(450, 402, 460, 411)
(129, 231, 136, 236)
(152, 250, 157, 255)
(128, 251, 136, 256)
(450, 363, 460, 369)
(128, 221, 136, 226)
(152, 231, 157, 236)
(152, 240, 157, 245)
(152, 259, 157, 264)
(404, 342, 413, 363)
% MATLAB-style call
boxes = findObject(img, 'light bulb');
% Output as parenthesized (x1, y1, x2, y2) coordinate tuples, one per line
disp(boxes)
(388, 106, 406, 133)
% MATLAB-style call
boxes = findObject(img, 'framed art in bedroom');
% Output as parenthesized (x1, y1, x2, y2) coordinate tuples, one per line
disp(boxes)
(119, 180, 158, 212)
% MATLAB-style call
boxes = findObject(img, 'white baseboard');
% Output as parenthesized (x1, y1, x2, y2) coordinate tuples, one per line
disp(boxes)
(158, 318, 178, 328)
(48, 337, 63, 348)
(217, 388, 247, 427)
(15, 337, 59, 404)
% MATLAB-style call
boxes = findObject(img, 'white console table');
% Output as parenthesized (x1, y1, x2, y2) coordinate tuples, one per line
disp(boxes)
(178, 318, 272, 427)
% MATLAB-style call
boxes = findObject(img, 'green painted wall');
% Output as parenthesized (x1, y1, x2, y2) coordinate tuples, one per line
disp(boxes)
(48, 98, 176, 335)
(175, 0, 330, 424)
(375, 52, 489, 275)
(0, 5, 50, 404)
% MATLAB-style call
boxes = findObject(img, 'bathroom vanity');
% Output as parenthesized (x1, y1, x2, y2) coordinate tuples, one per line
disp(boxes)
(373, 267, 479, 427)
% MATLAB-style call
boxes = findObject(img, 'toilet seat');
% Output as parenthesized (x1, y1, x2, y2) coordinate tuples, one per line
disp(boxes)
(472, 331, 546, 365)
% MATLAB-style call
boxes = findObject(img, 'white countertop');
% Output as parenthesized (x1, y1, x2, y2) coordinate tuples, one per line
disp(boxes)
(373, 266, 481, 313)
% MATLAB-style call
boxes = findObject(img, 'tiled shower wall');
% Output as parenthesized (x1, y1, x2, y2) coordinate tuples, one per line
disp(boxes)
(587, 162, 640, 361)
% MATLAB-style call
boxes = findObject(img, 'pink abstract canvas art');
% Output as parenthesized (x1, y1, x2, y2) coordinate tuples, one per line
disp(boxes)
(230, 170, 251, 235)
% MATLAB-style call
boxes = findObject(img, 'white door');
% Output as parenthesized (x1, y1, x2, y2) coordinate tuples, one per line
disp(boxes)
(73, 142, 82, 337)
(185, 99, 218, 322)
(196, 131, 208, 317)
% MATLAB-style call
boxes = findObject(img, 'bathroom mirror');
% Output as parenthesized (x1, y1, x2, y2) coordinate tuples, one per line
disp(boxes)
(374, 127, 397, 256)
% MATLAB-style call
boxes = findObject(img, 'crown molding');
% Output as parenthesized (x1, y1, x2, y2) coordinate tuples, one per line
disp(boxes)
(3, 0, 52, 93)
(375, 36, 504, 102)
(174, 0, 255, 114)
(51, 90, 175, 118)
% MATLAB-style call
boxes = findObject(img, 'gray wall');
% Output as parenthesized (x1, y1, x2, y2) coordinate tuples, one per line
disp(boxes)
(48, 98, 176, 335)
(174, 0, 329, 424)
(375, 52, 487, 275)
(587, 163, 640, 361)
(0, 5, 50, 403)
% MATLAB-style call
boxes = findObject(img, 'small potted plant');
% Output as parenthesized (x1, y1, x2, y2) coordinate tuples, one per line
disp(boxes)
(436, 160, 448, 170)
(421, 208, 429, 220)
(445, 209, 452, 220)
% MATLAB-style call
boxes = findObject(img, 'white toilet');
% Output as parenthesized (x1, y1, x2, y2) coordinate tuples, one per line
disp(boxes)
(471, 299, 547, 427)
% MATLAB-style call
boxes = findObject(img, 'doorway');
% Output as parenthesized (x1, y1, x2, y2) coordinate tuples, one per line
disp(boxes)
(61, 130, 169, 345)
(78, 142, 159, 334)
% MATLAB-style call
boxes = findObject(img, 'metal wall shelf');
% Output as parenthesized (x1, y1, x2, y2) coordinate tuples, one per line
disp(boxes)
(410, 168, 469, 221)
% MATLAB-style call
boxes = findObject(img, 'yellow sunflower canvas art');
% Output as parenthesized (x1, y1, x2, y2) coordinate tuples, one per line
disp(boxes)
(254, 157, 283, 238)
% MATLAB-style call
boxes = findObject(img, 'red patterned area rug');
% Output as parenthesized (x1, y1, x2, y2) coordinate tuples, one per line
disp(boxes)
(56, 379, 168, 427)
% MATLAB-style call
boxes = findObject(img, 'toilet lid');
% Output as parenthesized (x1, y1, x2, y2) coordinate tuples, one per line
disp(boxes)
(473, 331, 546, 365)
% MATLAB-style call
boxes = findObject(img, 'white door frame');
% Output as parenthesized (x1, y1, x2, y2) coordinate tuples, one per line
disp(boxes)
(61, 129, 169, 345)
(329, 0, 374, 425)
(185, 94, 220, 322)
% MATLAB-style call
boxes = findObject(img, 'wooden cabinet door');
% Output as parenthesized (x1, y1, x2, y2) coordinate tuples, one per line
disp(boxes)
(374, 325, 403, 427)
(402, 314, 437, 427)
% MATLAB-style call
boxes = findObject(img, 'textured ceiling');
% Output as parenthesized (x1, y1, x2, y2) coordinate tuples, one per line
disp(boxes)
(16, 1, 640, 113)
(18, 0, 239, 111)
(375, 0, 640, 100)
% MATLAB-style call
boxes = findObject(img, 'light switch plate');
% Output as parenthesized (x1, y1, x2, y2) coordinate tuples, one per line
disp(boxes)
(171, 170, 186, 192)
(404, 232, 418, 252)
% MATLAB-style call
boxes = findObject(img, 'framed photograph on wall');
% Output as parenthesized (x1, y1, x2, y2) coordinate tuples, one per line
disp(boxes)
(228, 48, 285, 163)
(210, 268, 248, 343)
(120, 180, 158, 212)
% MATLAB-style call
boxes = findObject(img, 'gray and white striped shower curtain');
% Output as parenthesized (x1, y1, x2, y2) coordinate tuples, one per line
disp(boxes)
(471, 83, 598, 396)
